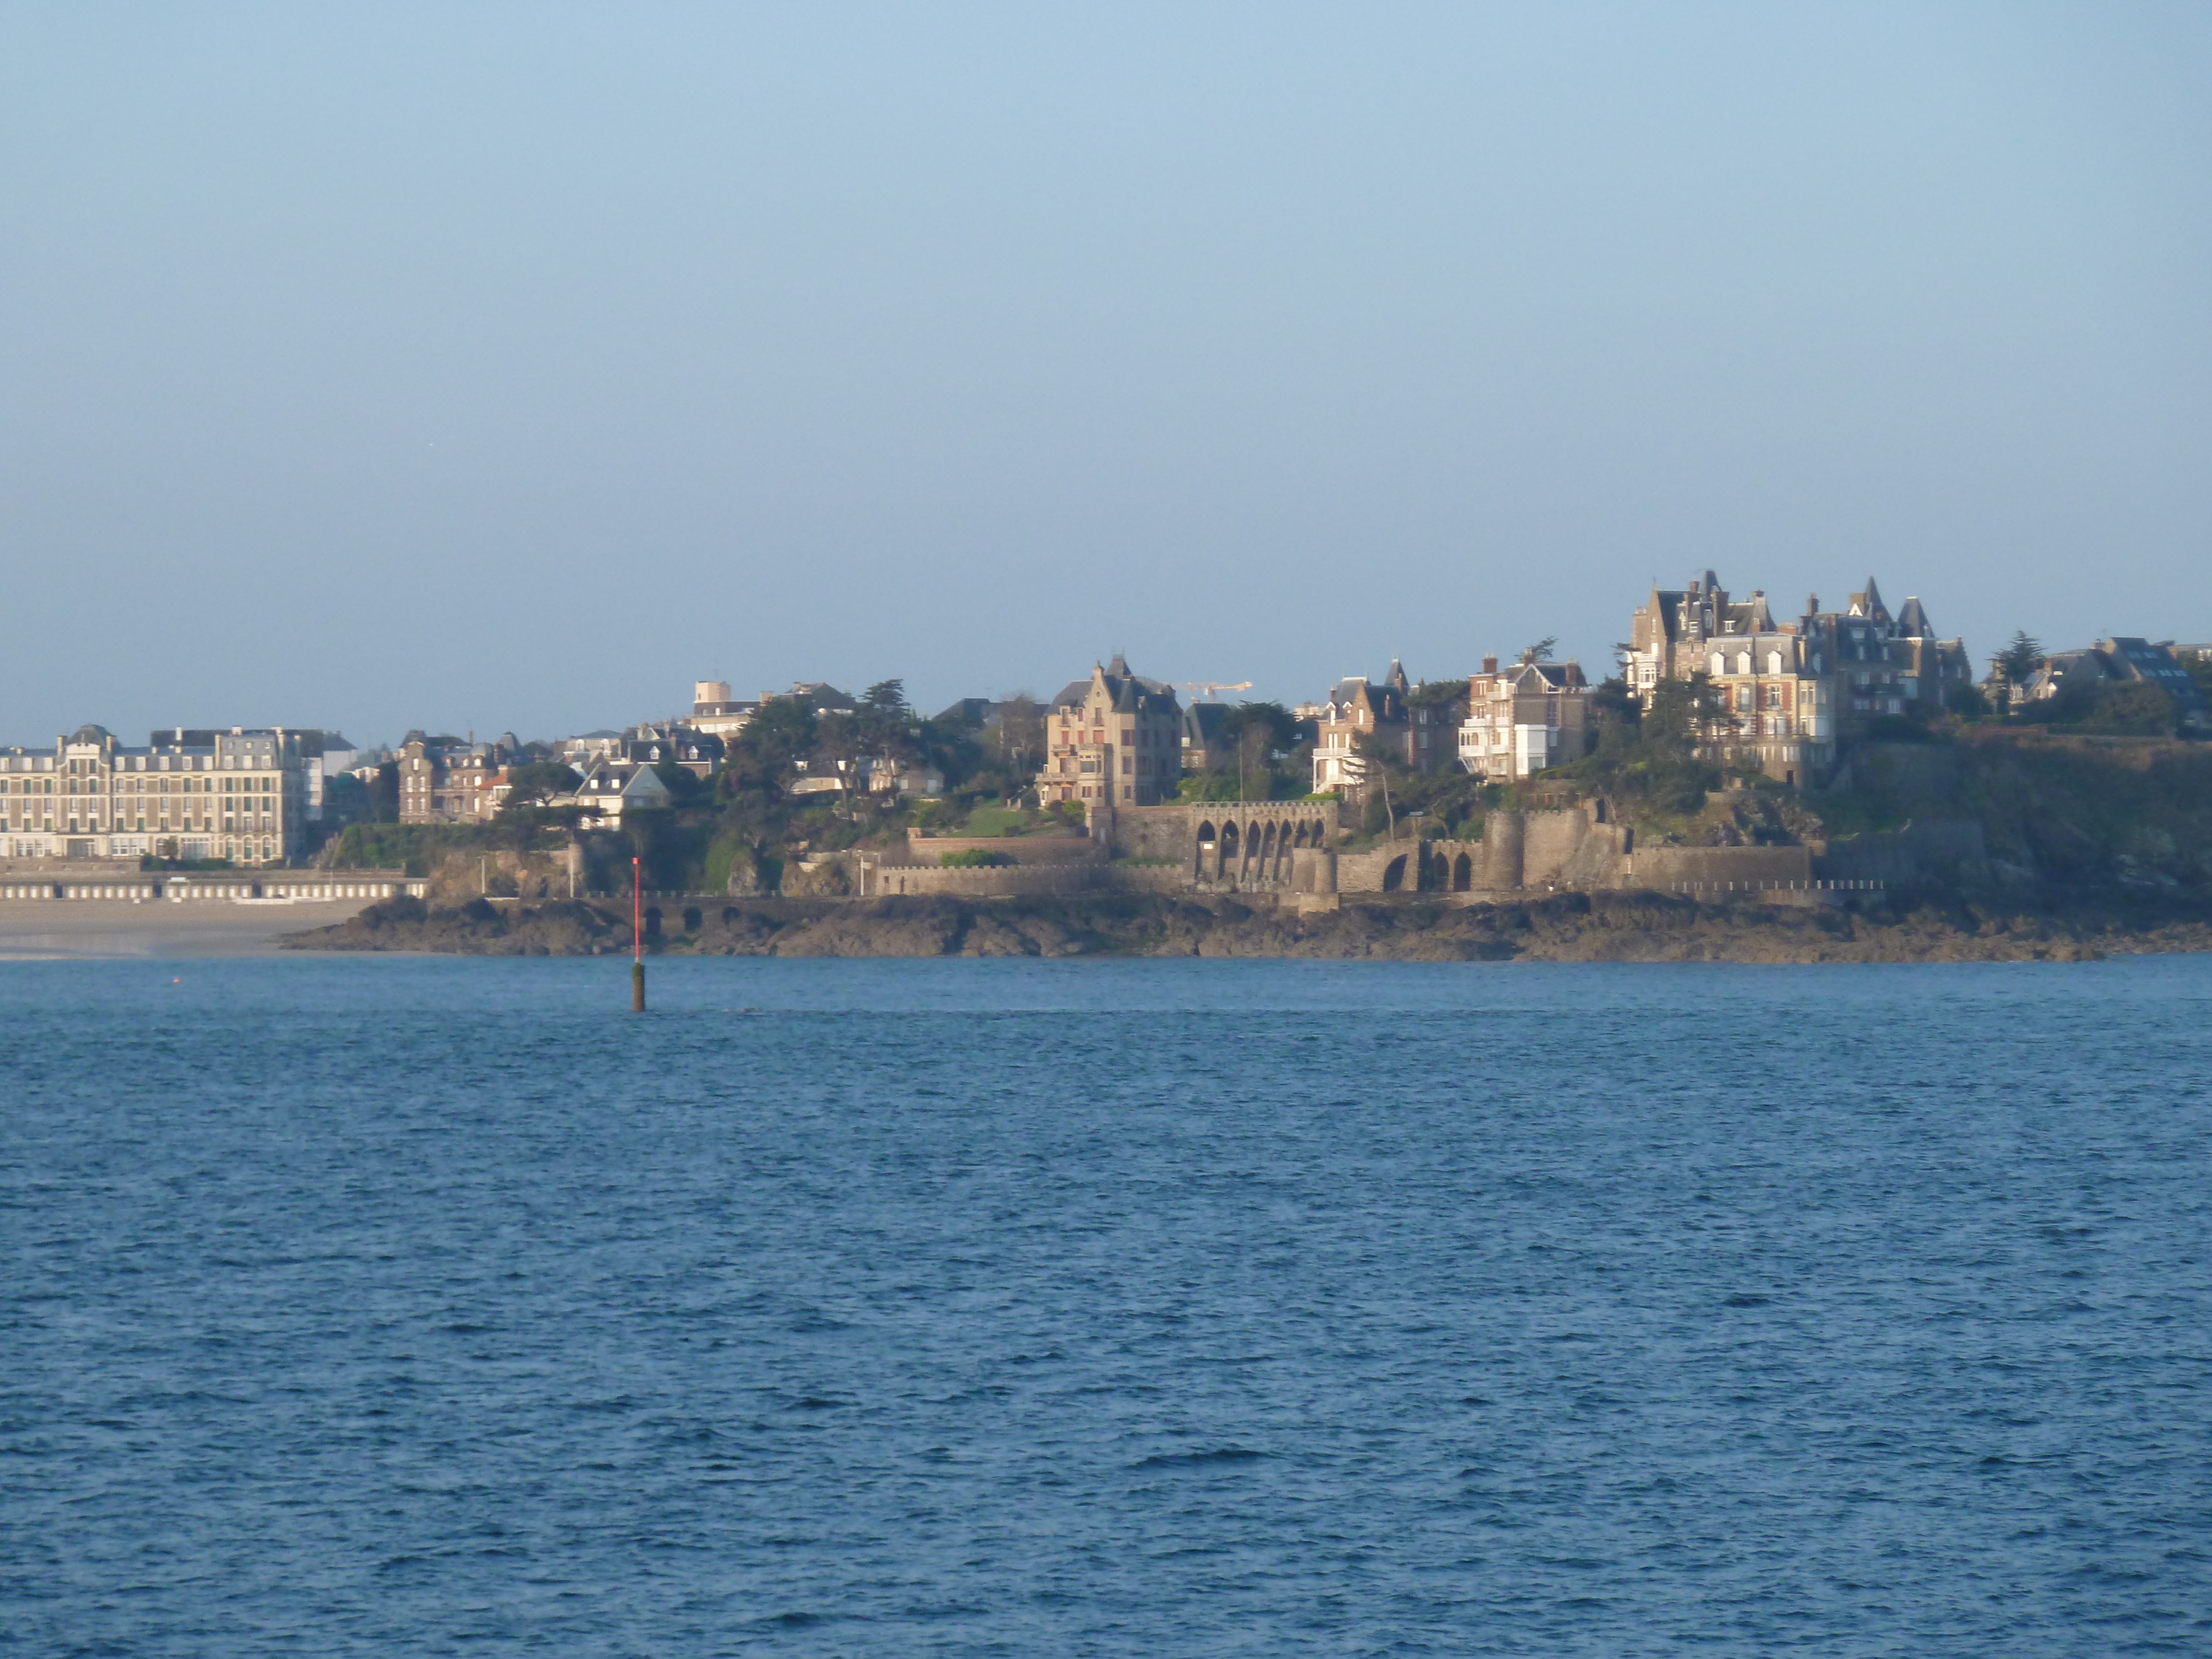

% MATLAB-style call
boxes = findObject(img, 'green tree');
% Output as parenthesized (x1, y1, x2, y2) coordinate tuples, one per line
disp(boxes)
(366, 764, 400, 823)
(812, 710, 874, 819)
(1218, 699, 1295, 749)
(651, 760, 708, 804)
(1549, 670, 1721, 817)
(1994, 631, 2044, 690)
(1352, 726, 1406, 836)
(1217, 701, 1300, 800)
(1642, 671, 1725, 754)
(720, 697, 817, 799)
(1408, 679, 1466, 726)
(320, 771, 370, 830)
(1946, 680, 1991, 720)
(1590, 675, 1640, 732)
(986, 693, 1045, 801)
(2049, 678, 2173, 734)
(501, 760, 581, 808)
(2180, 648, 2212, 703)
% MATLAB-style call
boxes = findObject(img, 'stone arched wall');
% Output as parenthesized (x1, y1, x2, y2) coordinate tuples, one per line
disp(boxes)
(1335, 836, 1489, 896)
(1187, 806, 1340, 891)
(1099, 801, 1347, 891)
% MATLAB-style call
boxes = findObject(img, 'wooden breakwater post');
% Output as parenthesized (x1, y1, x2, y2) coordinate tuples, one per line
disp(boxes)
(631, 854, 646, 1012)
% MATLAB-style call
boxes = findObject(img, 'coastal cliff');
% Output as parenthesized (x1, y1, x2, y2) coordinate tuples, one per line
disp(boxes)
(285, 890, 2212, 964)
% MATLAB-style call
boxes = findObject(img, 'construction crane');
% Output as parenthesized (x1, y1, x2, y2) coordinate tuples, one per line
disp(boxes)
(1176, 680, 1252, 701)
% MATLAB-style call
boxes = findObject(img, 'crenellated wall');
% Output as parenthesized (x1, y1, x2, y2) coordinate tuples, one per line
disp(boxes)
(1326, 806, 1819, 898)
(856, 858, 1188, 898)
(1626, 844, 1813, 890)
(855, 796, 1855, 904)
(900, 831, 1101, 865)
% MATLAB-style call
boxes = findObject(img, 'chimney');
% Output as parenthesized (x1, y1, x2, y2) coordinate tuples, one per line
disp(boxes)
(1482, 654, 1498, 675)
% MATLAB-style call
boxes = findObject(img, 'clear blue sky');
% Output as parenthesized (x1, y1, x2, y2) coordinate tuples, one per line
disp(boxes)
(3, 4, 2207, 746)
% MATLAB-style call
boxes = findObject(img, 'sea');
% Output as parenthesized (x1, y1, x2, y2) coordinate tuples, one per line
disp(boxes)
(3, 954, 2208, 1656)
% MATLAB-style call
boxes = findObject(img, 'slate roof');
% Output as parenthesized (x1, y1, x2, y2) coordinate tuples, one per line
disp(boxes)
(1846, 577, 1891, 624)
(1050, 657, 1179, 714)
(1502, 661, 1589, 692)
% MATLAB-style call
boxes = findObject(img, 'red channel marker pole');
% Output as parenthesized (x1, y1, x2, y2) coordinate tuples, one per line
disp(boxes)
(631, 854, 645, 1011)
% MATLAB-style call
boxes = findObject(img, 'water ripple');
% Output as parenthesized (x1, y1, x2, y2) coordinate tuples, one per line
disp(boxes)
(2, 953, 2208, 1655)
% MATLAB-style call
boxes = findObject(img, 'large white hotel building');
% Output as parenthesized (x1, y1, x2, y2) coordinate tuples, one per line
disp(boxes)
(1, 725, 310, 865)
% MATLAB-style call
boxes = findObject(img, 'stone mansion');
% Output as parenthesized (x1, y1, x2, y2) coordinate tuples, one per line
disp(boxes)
(1626, 571, 1971, 783)
(1040, 656, 1184, 808)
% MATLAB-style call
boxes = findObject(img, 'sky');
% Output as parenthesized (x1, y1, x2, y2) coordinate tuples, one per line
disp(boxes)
(3, 3, 2209, 748)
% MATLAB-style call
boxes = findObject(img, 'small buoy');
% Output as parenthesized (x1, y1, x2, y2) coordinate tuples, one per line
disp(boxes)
(171, 977, 181, 984)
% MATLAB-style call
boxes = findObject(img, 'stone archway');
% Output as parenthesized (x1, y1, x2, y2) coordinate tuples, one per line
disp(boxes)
(1195, 820, 1217, 879)
(1382, 854, 1407, 892)
(1453, 852, 1472, 891)
(1219, 821, 1239, 878)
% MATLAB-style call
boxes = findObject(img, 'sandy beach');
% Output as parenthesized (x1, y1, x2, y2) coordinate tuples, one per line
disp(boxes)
(0, 899, 378, 959)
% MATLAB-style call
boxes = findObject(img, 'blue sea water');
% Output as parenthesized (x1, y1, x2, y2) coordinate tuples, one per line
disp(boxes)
(3, 954, 2209, 1657)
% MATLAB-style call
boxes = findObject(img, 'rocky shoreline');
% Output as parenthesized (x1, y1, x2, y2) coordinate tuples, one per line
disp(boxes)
(283, 890, 2212, 963)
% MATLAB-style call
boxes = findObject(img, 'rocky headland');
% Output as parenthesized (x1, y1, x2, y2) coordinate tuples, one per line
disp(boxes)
(284, 890, 2212, 963)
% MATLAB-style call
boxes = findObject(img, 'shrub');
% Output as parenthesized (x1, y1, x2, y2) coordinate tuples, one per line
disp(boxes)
(941, 849, 1011, 868)
(2048, 679, 2174, 735)
(1863, 713, 1936, 743)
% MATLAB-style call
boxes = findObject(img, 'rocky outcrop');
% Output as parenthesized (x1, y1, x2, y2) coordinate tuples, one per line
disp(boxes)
(286, 890, 2212, 963)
